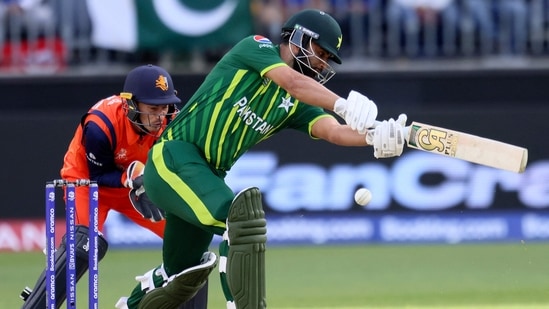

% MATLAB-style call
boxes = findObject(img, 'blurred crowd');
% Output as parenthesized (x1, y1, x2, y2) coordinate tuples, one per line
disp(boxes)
(1, 0, 549, 74)
(253, 0, 549, 58)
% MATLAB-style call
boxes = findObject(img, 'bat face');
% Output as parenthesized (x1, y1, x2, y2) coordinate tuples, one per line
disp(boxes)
(405, 122, 528, 173)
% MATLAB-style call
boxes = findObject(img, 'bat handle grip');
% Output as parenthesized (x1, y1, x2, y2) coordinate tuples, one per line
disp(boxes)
(403, 126, 410, 142)
(372, 120, 411, 142)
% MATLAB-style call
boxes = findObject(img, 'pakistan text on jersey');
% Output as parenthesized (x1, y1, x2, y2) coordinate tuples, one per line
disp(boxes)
(234, 97, 274, 134)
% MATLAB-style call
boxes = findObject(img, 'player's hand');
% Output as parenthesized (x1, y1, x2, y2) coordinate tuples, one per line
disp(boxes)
(333, 90, 378, 134)
(128, 176, 165, 222)
(366, 114, 407, 158)
(124, 160, 145, 189)
(124, 161, 165, 222)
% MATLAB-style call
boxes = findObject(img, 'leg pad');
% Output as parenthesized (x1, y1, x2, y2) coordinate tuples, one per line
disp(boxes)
(20, 225, 108, 309)
(227, 187, 267, 309)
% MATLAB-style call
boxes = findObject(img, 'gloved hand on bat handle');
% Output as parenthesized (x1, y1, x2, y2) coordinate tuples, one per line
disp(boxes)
(124, 161, 165, 222)
(366, 114, 408, 159)
(334, 90, 378, 134)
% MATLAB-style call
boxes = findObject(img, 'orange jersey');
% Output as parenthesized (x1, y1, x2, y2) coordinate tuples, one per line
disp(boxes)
(60, 95, 166, 236)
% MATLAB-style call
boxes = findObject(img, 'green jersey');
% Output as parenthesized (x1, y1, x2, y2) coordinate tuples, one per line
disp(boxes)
(162, 35, 331, 171)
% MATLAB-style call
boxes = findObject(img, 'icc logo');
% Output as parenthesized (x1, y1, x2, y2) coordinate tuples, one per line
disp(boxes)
(68, 191, 75, 202)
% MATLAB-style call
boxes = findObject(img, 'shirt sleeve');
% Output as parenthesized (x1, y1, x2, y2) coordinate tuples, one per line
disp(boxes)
(82, 121, 124, 187)
(288, 104, 334, 137)
(224, 35, 286, 76)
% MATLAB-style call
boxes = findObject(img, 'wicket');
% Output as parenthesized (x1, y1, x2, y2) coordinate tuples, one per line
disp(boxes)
(45, 179, 99, 309)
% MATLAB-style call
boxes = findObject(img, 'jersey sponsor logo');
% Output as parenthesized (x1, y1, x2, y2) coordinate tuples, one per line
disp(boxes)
(86, 152, 103, 167)
(253, 35, 273, 48)
(253, 35, 271, 44)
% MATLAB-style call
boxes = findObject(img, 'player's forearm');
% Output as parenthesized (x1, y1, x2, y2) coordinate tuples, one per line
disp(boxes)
(279, 70, 341, 110)
(88, 166, 125, 188)
(313, 118, 369, 146)
(327, 125, 369, 146)
(293, 78, 340, 110)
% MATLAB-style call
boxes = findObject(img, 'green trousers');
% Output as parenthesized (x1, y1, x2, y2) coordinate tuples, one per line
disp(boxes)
(146, 140, 233, 274)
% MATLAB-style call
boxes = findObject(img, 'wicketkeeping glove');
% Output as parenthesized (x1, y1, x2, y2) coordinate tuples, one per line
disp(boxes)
(124, 161, 165, 222)
(366, 114, 407, 159)
(334, 90, 378, 134)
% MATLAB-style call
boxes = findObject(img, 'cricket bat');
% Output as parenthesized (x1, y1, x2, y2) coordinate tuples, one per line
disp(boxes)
(405, 121, 528, 173)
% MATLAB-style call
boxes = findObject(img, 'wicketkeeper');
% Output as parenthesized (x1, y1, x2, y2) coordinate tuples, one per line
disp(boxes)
(20, 65, 209, 309)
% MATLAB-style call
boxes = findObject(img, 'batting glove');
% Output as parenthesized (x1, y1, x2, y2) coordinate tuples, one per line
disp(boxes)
(366, 114, 407, 158)
(334, 90, 378, 134)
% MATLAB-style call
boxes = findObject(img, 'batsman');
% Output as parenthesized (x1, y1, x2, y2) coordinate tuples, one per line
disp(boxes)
(117, 9, 407, 309)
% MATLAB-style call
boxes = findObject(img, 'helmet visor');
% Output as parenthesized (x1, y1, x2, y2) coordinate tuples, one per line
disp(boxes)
(125, 101, 179, 137)
(289, 27, 336, 85)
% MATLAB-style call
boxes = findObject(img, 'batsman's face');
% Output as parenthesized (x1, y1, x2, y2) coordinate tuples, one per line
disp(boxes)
(138, 102, 169, 133)
(309, 42, 332, 68)
(288, 36, 336, 84)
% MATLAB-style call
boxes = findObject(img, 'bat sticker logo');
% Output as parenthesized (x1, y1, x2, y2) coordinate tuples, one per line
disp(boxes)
(409, 124, 458, 157)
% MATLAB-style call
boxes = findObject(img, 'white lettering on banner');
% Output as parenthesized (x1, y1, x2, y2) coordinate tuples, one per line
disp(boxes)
(517, 161, 549, 208)
(225, 152, 549, 212)
(105, 214, 161, 244)
(392, 153, 470, 209)
(225, 152, 278, 192)
(267, 217, 374, 244)
(522, 213, 549, 239)
(0, 221, 44, 251)
(380, 216, 508, 243)
(0, 224, 22, 251)
(100, 212, 545, 247)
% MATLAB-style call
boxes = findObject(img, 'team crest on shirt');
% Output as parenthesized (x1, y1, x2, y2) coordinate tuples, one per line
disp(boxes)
(115, 148, 127, 161)
(278, 96, 294, 113)
(254, 35, 273, 48)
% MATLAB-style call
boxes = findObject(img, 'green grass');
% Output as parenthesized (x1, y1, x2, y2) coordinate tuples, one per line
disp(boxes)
(2, 243, 549, 308)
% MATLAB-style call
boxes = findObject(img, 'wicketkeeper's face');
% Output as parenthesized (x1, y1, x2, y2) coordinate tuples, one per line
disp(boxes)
(137, 102, 170, 133)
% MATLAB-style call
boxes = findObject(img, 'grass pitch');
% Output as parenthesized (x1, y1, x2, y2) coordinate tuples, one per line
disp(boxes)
(2, 243, 549, 308)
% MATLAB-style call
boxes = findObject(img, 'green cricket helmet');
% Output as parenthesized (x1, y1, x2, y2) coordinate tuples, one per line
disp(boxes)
(282, 9, 343, 64)
(281, 9, 342, 84)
